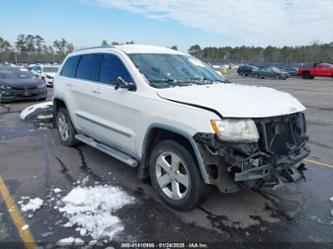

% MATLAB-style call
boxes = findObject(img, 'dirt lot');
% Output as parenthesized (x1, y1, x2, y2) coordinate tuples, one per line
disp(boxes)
(0, 75, 332, 248)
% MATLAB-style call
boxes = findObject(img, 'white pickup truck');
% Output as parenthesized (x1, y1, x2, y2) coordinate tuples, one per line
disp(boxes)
(53, 45, 310, 210)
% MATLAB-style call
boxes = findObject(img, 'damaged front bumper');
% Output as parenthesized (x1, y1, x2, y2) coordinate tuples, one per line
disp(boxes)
(234, 145, 310, 183)
(194, 112, 310, 192)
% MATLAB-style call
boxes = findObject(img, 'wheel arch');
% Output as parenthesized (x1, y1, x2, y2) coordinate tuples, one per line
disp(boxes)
(53, 97, 68, 127)
(139, 124, 211, 184)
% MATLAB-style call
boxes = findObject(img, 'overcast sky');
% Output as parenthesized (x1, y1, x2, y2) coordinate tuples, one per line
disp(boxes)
(1, 0, 332, 51)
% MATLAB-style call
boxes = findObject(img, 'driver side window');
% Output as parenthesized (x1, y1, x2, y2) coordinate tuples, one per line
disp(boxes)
(99, 54, 133, 85)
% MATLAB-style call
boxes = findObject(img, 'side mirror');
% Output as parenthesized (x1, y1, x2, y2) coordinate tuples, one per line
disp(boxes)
(114, 77, 136, 91)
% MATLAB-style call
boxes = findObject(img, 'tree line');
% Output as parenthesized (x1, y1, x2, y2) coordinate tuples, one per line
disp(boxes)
(1, 34, 332, 66)
(188, 42, 333, 66)
(0, 35, 138, 64)
(0, 34, 75, 64)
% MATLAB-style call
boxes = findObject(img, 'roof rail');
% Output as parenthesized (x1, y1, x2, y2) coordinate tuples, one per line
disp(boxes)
(75, 45, 114, 52)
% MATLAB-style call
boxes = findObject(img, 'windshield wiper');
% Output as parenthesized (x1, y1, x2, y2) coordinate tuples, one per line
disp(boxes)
(188, 77, 226, 84)
(150, 79, 193, 87)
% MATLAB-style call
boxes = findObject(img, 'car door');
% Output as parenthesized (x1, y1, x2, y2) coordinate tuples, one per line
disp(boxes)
(266, 67, 274, 78)
(322, 65, 331, 77)
(316, 64, 326, 76)
(62, 54, 103, 135)
(86, 53, 139, 155)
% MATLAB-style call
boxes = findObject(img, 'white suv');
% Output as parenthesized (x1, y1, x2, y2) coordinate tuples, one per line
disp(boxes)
(53, 45, 310, 210)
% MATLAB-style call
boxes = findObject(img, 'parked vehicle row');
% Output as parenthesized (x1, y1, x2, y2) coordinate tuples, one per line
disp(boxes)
(0, 66, 47, 102)
(237, 63, 333, 80)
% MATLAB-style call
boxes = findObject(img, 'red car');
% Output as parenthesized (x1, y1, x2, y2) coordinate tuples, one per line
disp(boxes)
(298, 63, 333, 79)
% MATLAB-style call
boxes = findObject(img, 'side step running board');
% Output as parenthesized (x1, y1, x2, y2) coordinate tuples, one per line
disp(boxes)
(75, 134, 139, 168)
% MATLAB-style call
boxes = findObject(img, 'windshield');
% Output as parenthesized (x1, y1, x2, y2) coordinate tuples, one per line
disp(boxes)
(0, 68, 34, 79)
(43, 67, 58, 73)
(272, 67, 281, 72)
(128, 53, 227, 88)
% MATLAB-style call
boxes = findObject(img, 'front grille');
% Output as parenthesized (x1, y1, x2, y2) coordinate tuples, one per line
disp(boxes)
(12, 85, 37, 91)
(255, 113, 307, 156)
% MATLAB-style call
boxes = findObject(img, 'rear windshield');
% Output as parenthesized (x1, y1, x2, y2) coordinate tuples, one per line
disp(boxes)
(0, 68, 34, 79)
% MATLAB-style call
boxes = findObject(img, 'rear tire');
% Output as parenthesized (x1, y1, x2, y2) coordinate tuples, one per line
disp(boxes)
(56, 108, 79, 146)
(149, 140, 207, 211)
(302, 72, 310, 79)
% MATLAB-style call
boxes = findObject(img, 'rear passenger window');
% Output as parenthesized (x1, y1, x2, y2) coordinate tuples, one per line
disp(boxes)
(76, 54, 102, 81)
(99, 54, 133, 84)
(61, 56, 80, 78)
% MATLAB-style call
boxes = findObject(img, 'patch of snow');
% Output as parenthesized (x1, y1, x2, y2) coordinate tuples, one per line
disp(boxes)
(309, 215, 324, 224)
(330, 196, 333, 203)
(53, 188, 62, 193)
(74, 238, 85, 245)
(331, 209, 333, 217)
(20, 101, 53, 121)
(88, 240, 98, 246)
(27, 214, 33, 218)
(63, 222, 73, 228)
(56, 237, 84, 246)
(21, 224, 29, 230)
(40, 232, 54, 238)
(20, 198, 43, 212)
(56, 237, 75, 246)
(58, 185, 134, 240)
(80, 228, 87, 236)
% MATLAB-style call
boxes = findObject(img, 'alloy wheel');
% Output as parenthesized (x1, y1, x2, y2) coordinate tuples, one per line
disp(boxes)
(155, 151, 190, 200)
(57, 112, 70, 142)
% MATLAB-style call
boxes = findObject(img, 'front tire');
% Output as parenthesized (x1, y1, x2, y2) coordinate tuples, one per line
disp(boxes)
(149, 140, 206, 211)
(56, 108, 79, 146)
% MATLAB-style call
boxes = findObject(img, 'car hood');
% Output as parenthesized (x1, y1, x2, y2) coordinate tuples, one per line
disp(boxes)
(0, 77, 42, 86)
(157, 83, 305, 118)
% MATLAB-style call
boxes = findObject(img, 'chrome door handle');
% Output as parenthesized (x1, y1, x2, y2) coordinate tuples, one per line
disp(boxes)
(92, 88, 102, 94)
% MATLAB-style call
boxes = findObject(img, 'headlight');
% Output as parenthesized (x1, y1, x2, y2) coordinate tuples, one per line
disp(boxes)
(210, 119, 259, 142)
